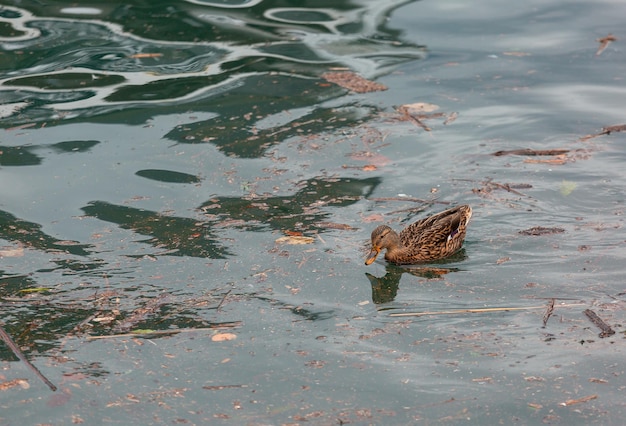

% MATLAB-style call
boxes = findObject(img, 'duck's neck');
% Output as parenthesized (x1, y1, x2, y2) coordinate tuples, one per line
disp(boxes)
(384, 230, 408, 259)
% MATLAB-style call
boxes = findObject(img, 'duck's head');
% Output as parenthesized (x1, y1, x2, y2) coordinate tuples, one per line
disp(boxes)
(364, 225, 396, 265)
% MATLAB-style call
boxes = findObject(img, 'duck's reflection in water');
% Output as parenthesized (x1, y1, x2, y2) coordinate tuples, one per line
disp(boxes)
(365, 250, 466, 304)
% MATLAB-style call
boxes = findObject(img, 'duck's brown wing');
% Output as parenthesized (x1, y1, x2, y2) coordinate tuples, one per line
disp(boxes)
(399, 205, 472, 257)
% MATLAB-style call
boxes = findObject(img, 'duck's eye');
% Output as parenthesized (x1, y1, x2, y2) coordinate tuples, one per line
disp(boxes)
(376, 230, 389, 242)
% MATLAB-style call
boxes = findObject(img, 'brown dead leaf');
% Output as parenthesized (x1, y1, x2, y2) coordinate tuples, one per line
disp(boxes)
(362, 214, 385, 223)
(0, 379, 29, 391)
(284, 230, 303, 237)
(321, 71, 387, 93)
(362, 164, 377, 171)
(212, 333, 237, 342)
(596, 34, 617, 56)
(496, 257, 511, 264)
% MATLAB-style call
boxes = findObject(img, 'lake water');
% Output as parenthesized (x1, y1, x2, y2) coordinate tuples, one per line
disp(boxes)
(1, 0, 625, 424)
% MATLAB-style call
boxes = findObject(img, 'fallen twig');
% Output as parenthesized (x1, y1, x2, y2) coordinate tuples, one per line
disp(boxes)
(542, 299, 555, 327)
(202, 384, 248, 390)
(583, 309, 615, 337)
(368, 197, 447, 204)
(86, 323, 242, 340)
(579, 124, 626, 141)
(215, 289, 232, 312)
(389, 303, 585, 317)
(492, 149, 569, 157)
(519, 226, 565, 236)
(0, 324, 57, 392)
(560, 394, 598, 406)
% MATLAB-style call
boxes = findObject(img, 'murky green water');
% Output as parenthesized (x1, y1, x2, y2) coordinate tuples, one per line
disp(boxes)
(1, 0, 625, 424)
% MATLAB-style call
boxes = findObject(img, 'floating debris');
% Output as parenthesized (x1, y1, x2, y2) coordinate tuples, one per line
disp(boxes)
(560, 394, 598, 407)
(471, 178, 532, 198)
(492, 149, 569, 157)
(393, 103, 457, 131)
(542, 299, 555, 327)
(0, 325, 57, 392)
(583, 309, 615, 338)
(596, 34, 617, 56)
(580, 123, 626, 141)
(321, 71, 387, 93)
(519, 226, 565, 236)
(315, 222, 356, 231)
(275, 235, 315, 245)
(211, 333, 237, 342)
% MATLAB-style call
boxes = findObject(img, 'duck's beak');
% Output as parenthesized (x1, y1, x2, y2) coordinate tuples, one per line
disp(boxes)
(365, 247, 380, 265)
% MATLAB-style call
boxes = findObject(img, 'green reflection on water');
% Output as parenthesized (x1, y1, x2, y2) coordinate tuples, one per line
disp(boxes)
(81, 201, 232, 259)
(0, 209, 92, 256)
(201, 176, 381, 231)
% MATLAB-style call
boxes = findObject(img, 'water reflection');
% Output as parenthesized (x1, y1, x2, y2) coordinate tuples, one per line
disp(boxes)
(0, 1, 423, 123)
(366, 250, 466, 304)
(200, 176, 381, 231)
(0, 209, 92, 256)
(81, 201, 232, 258)
(163, 76, 371, 158)
(0, 140, 99, 166)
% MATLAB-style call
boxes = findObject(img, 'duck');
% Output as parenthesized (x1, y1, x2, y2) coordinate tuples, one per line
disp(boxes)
(365, 204, 472, 265)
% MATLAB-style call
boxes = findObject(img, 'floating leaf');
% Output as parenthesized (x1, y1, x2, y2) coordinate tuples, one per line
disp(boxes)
(321, 71, 387, 93)
(0, 379, 29, 391)
(212, 333, 237, 342)
(316, 222, 356, 231)
(275, 236, 315, 245)
(131, 329, 157, 334)
(596, 34, 617, 56)
(19, 287, 51, 293)
(399, 102, 439, 113)
(559, 180, 577, 196)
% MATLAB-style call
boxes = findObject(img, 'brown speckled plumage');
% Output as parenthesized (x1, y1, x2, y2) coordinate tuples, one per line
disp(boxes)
(365, 205, 472, 265)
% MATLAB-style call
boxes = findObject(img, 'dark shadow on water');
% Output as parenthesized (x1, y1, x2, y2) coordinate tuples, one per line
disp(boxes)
(255, 296, 335, 321)
(164, 74, 370, 158)
(0, 209, 92, 256)
(0, 141, 100, 166)
(81, 201, 232, 259)
(135, 169, 201, 184)
(366, 249, 467, 304)
(200, 176, 381, 232)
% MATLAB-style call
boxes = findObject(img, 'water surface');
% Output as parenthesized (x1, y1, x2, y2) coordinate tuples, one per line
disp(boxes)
(1, 0, 625, 424)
